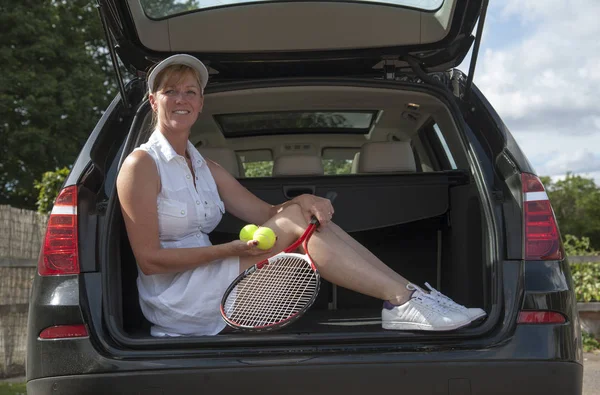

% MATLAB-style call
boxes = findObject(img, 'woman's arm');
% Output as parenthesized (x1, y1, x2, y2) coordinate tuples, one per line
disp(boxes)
(206, 160, 282, 225)
(117, 151, 264, 275)
(207, 160, 335, 226)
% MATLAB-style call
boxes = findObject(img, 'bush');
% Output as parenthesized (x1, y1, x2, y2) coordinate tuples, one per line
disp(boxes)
(571, 262, 600, 302)
(34, 167, 71, 214)
(564, 234, 598, 256)
(583, 332, 600, 353)
(563, 235, 600, 302)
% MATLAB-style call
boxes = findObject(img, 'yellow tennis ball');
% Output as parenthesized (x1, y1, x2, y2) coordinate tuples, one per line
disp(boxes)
(239, 224, 259, 242)
(253, 227, 276, 250)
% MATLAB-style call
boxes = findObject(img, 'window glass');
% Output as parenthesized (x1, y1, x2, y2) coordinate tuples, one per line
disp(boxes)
(141, 0, 444, 19)
(216, 111, 376, 138)
(321, 148, 358, 175)
(238, 150, 273, 178)
(433, 124, 457, 169)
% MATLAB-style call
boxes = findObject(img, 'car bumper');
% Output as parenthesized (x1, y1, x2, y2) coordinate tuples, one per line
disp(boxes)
(27, 359, 582, 395)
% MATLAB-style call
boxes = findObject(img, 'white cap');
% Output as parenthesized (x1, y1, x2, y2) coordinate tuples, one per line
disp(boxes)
(147, 54, 209, 93)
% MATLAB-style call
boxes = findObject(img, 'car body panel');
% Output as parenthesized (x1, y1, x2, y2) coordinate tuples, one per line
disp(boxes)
(98, 0, 484, 76)
(28, 259, 581, 376)
(27, 359, 582, 395)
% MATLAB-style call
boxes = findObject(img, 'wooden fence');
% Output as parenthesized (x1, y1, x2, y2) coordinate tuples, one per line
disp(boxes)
(0, 205, 47, 378)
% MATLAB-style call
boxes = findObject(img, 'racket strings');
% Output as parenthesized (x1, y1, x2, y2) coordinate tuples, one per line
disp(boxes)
(230, 258, 314, 326)
(235, 257, 299, 322)
(224, 255, 318, 328)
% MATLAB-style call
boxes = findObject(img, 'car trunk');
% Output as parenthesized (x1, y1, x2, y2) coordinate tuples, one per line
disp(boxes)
(100, 79, 495, 347)
(110, 171, 487, 338)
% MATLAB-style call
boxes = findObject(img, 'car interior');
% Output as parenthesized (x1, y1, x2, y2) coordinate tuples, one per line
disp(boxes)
(110, 85, 489, 338)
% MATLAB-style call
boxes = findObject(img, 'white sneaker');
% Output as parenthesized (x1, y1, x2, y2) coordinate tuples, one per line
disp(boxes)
(424, 282, 487, 322)
(382, 284, 472, 331)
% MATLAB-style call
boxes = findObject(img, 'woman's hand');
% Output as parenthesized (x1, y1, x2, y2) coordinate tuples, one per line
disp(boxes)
(226, 240, 273, 257)
(293, 194, 335, 228)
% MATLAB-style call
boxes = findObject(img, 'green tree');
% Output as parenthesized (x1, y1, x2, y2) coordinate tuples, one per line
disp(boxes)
(34, 167, 70, 213)
(1, 0, 116, 210)
(140, 0, 199, 18)
(323, 159, 352, 175)
(543, 173, 600, 250)
(244, 161, 273, 178)
(563, 234, 598, 256)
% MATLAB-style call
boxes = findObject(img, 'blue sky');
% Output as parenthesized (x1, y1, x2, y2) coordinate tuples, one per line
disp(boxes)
(458, 0, 600, 184)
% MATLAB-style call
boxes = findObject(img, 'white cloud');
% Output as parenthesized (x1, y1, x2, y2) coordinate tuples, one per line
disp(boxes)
(501, 0, 571, 22)
(467, 0, 600, 184)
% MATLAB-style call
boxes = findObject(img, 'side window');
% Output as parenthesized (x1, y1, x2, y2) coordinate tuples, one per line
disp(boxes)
(432, 124, 458, 169)
(321, 148, 358, 175)
(418, 121, 458, 171)
(238, 150, 273, 178)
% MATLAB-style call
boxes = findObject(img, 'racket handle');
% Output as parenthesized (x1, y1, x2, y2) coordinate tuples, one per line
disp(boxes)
(310, 192, 337, 226)
(325, 191, 338, 202)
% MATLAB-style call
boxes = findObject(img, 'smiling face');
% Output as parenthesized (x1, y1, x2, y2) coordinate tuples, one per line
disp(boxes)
(149, 65, 204, 132)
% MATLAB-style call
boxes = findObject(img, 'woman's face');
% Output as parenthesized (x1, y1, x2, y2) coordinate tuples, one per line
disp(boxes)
(149, 70, 204, 132)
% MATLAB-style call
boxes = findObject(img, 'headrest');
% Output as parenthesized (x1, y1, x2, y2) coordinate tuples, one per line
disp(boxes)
(197, 147, 244, 178)
(273, 155, 324, 176)
(356, 141, 416, 173)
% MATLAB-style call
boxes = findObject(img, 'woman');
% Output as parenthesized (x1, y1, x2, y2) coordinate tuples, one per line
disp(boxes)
(116, 54, 485, 337)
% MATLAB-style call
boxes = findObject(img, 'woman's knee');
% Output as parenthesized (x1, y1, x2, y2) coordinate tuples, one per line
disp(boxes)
(276, 203, 305, 224)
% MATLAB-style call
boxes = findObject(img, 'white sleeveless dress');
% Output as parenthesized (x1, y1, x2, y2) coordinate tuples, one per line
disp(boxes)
(133, 130, 239, 336)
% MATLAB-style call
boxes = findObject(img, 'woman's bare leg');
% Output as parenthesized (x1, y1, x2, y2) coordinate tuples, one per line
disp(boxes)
(239, 204, 413, 305)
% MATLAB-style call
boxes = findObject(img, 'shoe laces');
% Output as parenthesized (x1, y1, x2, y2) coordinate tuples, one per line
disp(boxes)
(424, 282, 467, 311)
(407, 284, 451, 315)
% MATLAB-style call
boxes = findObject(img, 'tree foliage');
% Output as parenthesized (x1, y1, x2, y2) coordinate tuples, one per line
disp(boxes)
(563, 234, 599, 302)
(1, 0, 116, 210)
(243, 161, 273, 178)
(323, 159, 352, 175)
(34, 167, 70, 213)
(543, 173, 600, 250)
(140, 0, 199, 18)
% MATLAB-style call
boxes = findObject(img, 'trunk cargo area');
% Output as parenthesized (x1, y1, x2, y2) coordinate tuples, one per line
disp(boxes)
(109, 171, 489, 338)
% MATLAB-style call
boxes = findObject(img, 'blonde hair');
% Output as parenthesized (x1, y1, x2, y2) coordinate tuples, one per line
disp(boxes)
(147, 64, 204, 129)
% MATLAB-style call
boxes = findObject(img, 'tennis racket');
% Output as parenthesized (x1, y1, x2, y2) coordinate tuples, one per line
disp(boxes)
(220, 216, 322, 332)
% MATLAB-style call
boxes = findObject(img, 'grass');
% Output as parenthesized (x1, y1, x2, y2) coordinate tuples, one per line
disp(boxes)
(0, 382, 26, 395)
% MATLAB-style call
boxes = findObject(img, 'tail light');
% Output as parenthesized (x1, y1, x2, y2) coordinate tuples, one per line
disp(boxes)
(522, 173, 563, 260)
(38, 185, 80, 275)
(517, 311, 566, 324)
(39, 324, 88, 339)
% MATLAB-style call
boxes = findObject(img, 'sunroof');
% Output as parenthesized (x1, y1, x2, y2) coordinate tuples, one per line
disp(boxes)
(215, 111, 377, 137)
(141, 0, 443, 19)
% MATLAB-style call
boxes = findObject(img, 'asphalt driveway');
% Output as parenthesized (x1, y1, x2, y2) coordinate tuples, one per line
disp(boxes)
(585, 352, 600, 395)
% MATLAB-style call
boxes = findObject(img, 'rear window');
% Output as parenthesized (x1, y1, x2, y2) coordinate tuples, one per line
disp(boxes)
(322, 148, 357, 175)
(237, 148, 358, 178)
(238, 149, 273, 178)
(141, 0, 444, 19)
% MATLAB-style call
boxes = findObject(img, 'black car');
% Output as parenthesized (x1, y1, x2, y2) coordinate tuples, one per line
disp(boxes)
(26, 0, 584, 393)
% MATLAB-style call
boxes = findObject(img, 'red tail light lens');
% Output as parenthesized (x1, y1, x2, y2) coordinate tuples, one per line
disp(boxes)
(517, 311, 566, 324)
(522, 173, 562, 260)
(38, 185, 80, 275)
(39, 324, 88, 339)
